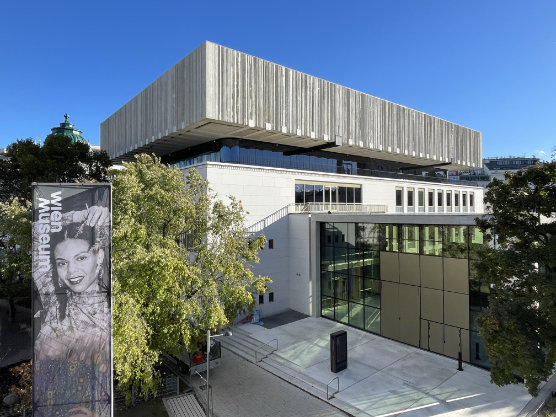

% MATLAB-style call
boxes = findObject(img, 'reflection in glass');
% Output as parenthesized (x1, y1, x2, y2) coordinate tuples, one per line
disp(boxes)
(335, 299, 349, 324)
(421, 225, 442, 256)
(402, 225, 419, 254)
(305, 184, 314, 203)
(315, 185, 324, 203)
(365, 306, 380, 334)
(339, 187, 347, 203)
(444, 225, 468, 258)
(295, 184, 304, 204)
(350, 303, 364, 329)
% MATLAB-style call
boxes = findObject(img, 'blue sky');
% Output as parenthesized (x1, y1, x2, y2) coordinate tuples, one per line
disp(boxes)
(1, 0, 554, 160)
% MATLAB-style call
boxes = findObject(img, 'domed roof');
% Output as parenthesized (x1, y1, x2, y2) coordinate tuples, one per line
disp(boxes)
(50, 114, 87, 145)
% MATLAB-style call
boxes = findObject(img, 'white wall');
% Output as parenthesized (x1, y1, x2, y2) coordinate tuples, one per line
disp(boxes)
(185, 162, 485, 317)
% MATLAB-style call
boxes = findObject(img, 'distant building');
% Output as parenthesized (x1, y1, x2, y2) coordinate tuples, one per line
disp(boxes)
(449, 157, 540, 187)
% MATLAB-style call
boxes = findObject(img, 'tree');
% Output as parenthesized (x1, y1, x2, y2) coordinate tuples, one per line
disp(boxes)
(475, 160, 556, 396)
(0, 135, 111, 318)
(0, 198, 32, 321)
(111, 154, 270, 397)
(0, 135, 111, 202)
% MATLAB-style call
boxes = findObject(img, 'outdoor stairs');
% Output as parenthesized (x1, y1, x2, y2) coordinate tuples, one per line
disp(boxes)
(220, 325, 369, 417)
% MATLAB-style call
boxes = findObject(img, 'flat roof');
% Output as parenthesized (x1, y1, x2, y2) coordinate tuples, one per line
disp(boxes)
(102, 42, 482, 170)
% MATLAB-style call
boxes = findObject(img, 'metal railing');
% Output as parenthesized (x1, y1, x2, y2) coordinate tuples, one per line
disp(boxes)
(255, 338, 278, 362)
(292, 203, 387, 214)
(248, 203, 388, 233)
(327, 377, 340, 400)
(194, 370, 213, 417)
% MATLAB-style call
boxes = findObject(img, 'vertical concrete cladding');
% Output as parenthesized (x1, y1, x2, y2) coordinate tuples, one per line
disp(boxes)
(102, 41, 482, 169)
(203, 41, 482, 168)
(101, 42, 208, 158)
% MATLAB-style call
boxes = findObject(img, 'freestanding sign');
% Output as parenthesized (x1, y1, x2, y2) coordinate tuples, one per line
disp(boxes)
(330, 330, 347, 373)
(32, 184, 112, 417)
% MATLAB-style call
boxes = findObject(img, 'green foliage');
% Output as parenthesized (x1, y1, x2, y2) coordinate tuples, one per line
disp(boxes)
(112, 154, 270, 398)
(0, 198, 32, 320)
(475, 160, 556, 396)
(0, 135, 111, 202)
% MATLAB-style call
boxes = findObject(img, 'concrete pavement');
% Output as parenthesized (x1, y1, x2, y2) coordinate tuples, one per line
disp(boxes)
(227, 316, 535, 417)
(189, 346, 348, 417)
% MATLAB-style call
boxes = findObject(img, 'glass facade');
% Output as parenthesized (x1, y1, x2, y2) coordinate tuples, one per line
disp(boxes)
(166, 138, 475, 185)
(295, 181, 361, 204)
(320, 222, 490, 367)
(320, 223, 381, 333)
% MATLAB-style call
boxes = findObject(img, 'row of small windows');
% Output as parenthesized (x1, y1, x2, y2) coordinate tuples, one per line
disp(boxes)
(395, 188, 474, 208)
(295, 182, 362, 204)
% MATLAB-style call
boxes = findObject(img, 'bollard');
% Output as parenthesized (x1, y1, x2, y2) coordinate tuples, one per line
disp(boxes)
(457, 351, 463, 371)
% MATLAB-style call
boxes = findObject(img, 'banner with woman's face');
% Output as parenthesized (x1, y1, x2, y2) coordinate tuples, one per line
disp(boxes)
(32, 183, 112, 417)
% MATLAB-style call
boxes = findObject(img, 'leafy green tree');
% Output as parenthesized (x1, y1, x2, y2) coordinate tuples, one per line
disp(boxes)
(0, 198, 32, 321)
(0, 135, 111, 202)
(112, 154, 270, 397)
(475, 160, 556, 396)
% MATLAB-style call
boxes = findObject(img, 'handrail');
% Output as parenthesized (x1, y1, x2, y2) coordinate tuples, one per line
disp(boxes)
(327, 377, 339, 400)
(193, 370, 213, 416)
(248, 205, 291, 233)
(248, 202, 389, 233)
(255, 338, 278, 362)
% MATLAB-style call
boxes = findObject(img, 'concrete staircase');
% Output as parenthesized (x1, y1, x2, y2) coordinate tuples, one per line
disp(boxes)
(220, 326, 369, 417)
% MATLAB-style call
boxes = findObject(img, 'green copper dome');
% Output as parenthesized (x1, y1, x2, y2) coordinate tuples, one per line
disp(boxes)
(50, 114, 87, 145)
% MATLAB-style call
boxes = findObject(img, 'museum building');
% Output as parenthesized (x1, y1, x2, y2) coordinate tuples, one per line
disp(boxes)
(101, 41, 490, 367)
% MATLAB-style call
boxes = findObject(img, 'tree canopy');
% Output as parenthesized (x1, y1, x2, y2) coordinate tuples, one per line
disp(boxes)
(0, 135, 112, 321)
(475, 160, 556, 396)
(0, 198, 32, 321)
(0, 135, 111, 202)
(111, 154, 270, 397)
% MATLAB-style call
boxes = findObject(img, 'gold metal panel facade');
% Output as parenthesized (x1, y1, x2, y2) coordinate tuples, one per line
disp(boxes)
(399, 253, 420, 286)
(443, 258, 469, 294)
(380, 281, 400, 340)
(380, 251, 399, 282)
(420, 255, 443, 290)
(420, 287, 443, 323)
(444, 291, 469, 330)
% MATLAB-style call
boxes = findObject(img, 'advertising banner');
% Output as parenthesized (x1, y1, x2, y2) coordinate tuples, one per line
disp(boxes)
(32, 184, 112, 417)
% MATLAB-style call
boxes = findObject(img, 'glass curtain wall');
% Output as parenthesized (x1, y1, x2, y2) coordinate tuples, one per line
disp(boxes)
(320, 223, 382, 334)
(320, 222, 490, 368)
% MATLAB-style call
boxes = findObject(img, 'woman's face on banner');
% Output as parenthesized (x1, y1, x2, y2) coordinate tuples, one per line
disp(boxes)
(54, 238, 99, 293)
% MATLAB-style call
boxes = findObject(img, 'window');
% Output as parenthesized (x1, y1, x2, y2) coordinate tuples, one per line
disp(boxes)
(295, 184, 304, 203)
(470, 193, 475, 207)
(437, 190, 443, 206)
(428, 190, 434, 207)
(269, 292, 274, 302)
(259, 294, 264, 304)
(418, 189, 425, 207)
(269, 239, 274, 249)
(402, 225, 419, 254)
(407, 188, 414, 207)
(446, 191, 452, 207)
(462, 192, 467, 207)
(421, 225, 442, 256)
(395, 188, 403, 207)
(455, 193, 459, 207)
(295, 181, 361, 204)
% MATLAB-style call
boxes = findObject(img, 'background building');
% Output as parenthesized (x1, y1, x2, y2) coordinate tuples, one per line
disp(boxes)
(102, 41, 487, 366)
(448, 156, 540, 187)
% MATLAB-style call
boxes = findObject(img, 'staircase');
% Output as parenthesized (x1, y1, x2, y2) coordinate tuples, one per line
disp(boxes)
(220, 326, 368, 417)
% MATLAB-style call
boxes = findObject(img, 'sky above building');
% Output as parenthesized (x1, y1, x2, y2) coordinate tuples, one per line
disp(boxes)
(1, 0, 554, 160)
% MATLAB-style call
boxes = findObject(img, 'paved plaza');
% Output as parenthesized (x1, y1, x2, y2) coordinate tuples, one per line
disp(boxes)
(219, 316, 549, 417)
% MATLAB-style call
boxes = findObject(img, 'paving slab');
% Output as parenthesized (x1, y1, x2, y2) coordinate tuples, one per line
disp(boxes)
(238, 316, 533, 417)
